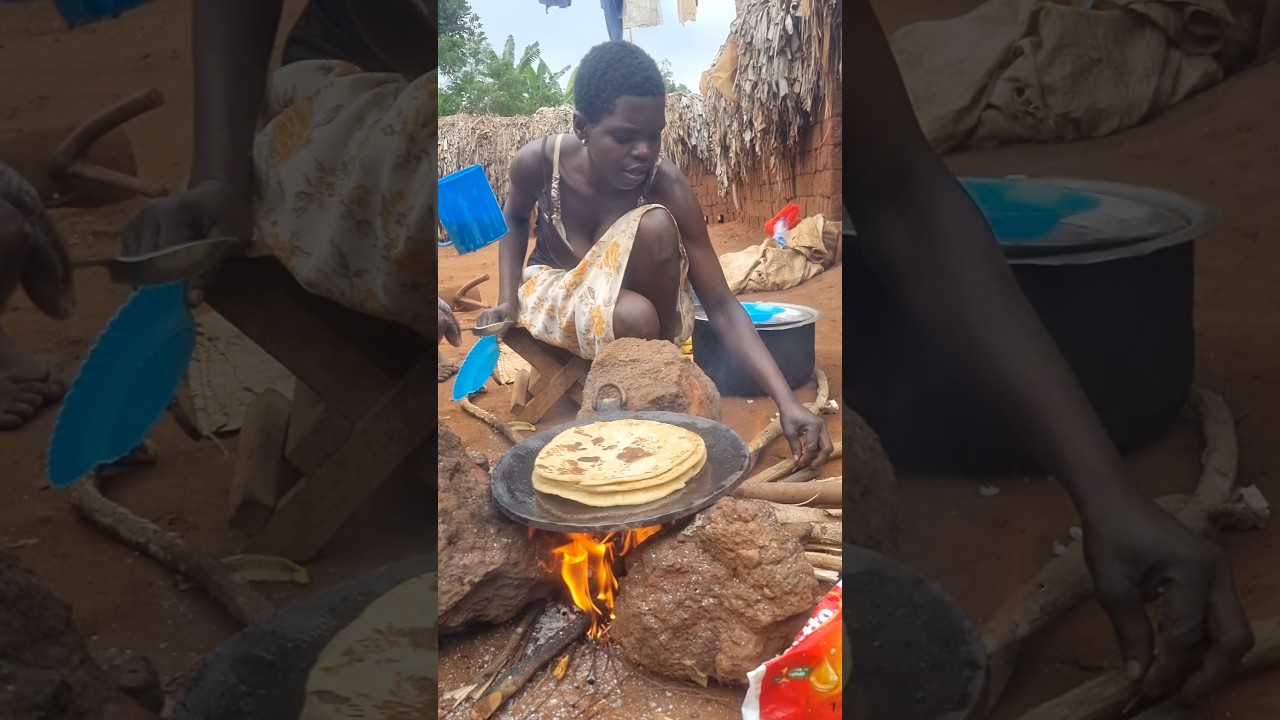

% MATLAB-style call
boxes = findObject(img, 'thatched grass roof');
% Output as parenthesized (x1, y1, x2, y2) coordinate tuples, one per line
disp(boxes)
(438, 0, 840, 205)
(703, 0, 842, 190)
(438, 95, 710, 208)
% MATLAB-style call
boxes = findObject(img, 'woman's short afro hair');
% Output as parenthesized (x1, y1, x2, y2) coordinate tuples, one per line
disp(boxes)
(573, 40, 666, 124)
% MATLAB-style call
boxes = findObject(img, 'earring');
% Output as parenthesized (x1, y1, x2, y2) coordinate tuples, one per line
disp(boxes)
(580, 135, 587, 145)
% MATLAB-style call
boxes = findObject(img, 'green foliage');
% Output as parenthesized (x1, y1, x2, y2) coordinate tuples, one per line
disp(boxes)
(659, 59, 691, 94)
(443, 33, 572, 117)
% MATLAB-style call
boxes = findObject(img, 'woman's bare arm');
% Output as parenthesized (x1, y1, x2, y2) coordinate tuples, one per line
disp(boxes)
(494, 144, 543, 309)
(188, 0, 285, 200)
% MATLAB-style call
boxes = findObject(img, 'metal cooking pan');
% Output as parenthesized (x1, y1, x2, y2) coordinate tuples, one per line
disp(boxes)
(490, 385, 751, 533)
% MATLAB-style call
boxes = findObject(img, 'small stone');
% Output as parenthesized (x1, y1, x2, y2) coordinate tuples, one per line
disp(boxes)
(978, 485, 1000, 498)
(1069, 526, 1084, 541)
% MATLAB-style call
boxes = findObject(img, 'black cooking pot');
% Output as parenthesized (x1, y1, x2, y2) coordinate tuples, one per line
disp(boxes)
(844, 179, 1215, 476)
(692, 302, 820, 397)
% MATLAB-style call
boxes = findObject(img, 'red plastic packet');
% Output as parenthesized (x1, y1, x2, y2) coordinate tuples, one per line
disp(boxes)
(742, 580, 843, 719)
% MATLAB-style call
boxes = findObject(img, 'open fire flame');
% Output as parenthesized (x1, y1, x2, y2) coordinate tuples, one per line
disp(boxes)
(536, 526, 664, 640)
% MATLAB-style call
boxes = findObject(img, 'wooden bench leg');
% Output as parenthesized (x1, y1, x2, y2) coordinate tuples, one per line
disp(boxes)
(245, 353, 437, 562)
(227, 388, 293, 535)
(284, 381, 352, 477)
(517, 356, 590, 423)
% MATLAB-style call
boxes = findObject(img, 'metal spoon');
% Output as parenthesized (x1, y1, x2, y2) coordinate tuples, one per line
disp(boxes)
(72, 237, 242, 286)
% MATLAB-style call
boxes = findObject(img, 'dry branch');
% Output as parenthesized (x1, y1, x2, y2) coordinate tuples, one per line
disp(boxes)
(68, 473, 274, 626)
(469, 610, 592, 719)
(455, 600, 545, 709)
(747, 369, 833, 465)
(460, 397, 526, 445)
(1017, 616, 1280, 720)
(736, 478, 841, 506)
(984, 387, 1262, 708)
(49, 89, 167, 199)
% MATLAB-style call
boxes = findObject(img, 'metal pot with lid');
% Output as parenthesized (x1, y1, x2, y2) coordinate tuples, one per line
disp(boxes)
(691, 301, 823, 397)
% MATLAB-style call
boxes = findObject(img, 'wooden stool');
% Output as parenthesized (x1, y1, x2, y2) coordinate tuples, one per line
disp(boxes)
(501, 328, 589, 423)
(204, 257, 432, 563)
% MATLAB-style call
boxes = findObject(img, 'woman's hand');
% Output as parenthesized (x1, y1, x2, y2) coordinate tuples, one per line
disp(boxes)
(122, 179, 252, 306)
(777, 400, 834, 468)
(1084, 493, 1253, 703)
(437, 297, 461, 347)
(477, 301, 518, 331)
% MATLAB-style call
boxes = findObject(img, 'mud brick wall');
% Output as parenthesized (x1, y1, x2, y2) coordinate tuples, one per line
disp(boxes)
(687, 108, 842, 234)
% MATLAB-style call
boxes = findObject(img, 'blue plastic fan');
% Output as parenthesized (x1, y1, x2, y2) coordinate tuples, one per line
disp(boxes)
(0, 0, 157, 28)
(451, 334, 501, 401)
(47, 282, 195, 487)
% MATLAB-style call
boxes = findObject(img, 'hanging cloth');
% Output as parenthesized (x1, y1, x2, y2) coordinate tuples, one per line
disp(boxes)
(539, 0, 572, 9)
(601, 0, 624, 40)
(677, 0, 697, 24)
(622, 0, 661, 30)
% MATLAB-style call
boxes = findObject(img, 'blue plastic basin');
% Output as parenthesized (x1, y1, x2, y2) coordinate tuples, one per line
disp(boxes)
(438, 164, 508, 254)
(959, 178, 1100, 242)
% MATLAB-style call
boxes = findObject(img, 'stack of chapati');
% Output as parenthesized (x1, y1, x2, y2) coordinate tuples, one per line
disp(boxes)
(532, 419, 707, 507)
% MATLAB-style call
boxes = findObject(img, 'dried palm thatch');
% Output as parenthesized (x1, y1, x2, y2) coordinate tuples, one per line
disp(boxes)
(703, 0, 842, 191)
(438, 95, 714, 209)
(437, 106, 573, 209)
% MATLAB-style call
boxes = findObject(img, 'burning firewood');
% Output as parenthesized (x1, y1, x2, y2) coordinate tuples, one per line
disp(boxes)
(468, 609, 594, 720)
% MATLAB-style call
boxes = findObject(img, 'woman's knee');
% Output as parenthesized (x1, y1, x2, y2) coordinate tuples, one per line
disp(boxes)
(636, 208, 679, 263)
(613, 290, 661, 340)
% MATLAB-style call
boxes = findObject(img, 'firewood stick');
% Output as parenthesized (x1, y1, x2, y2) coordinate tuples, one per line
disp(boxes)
(815, 568, 840, 584)
(460, 600, 545, 706)
(744, 443, 843, 484)
(778, 468, 819, 484)
(1017, 615, 1280, 720)
(786, 521, 843, 545)
(984, 387, 1249, 708)
(68, 473, 274, 626)
(805, 551, 842, 573)
(50, 89, 164, 173)
(62, 162, 166, 198)
(460, 397, 526, 445)
(748, 370, 829, 461)
(735, 479, 841, 506)
(453, 274, 490, 307)
(469, 610, 592, 719)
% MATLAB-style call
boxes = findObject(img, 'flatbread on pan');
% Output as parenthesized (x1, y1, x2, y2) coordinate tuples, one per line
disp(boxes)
(299, 573, 437, 719)
(533, 419, 705, 486)
(532, 455, 704, 507)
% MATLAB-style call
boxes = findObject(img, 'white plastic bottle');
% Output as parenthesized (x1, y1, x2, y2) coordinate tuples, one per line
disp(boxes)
(773, 217, 788, 247)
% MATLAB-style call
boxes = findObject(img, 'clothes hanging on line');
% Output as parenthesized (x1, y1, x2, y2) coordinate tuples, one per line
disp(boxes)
(540, 0, 572, 10)
(677, 0, 697, 24)
(601, 0, 624, 39)
(622, 0, 661, 30)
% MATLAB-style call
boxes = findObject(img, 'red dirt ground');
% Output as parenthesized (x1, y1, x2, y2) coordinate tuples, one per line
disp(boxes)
(2, 0, 1279, 718)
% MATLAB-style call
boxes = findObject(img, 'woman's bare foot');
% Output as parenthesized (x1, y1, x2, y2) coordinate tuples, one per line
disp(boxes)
(438, 352, 458, 382)
(0, 328, 63, 431)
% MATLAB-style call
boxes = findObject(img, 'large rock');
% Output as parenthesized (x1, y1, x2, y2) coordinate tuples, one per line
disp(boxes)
(610, 498, 820, 686)
(437, 423, 555, 631)
(577, 338, 721, 420)
(0, 552, 139, 719)
(844, 406, 901, 555)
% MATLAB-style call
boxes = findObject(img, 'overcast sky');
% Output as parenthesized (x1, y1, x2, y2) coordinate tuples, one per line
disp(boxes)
(468, 0, 735, 93)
